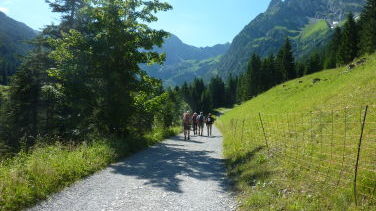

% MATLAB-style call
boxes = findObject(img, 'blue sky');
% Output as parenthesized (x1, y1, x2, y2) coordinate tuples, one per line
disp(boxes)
(0, 0, 271, 47)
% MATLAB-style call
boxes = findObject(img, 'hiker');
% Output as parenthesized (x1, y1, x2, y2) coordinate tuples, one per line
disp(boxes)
(182, 111, 192, 140)
(192, 112, 198, 135)
(197, 112, 205, 136)
(206, 113, 215, 137)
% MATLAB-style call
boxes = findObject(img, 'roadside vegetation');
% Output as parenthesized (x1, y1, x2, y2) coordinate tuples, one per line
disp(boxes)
(0, 1, 187, 210)
(0, 126, 180, 211)
(217, 54, 376, 210)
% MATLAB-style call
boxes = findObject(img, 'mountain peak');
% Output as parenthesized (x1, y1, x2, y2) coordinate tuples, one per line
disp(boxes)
(217, 0, 366, 76)
(267, 0, 282, 9)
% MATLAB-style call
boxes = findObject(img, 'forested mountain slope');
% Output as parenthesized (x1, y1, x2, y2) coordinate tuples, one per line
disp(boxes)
(156, 34, 230, 65)
(0, 12, 37, 83)
(143, 35, 229, 86)
(217, 0, 366, 76)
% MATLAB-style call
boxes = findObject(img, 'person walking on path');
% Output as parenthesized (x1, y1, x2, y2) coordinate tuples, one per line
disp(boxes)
(192, 112, 198, 135)
(182, 111, 192, 140)
(206, 113, 215, 137)
(197, 112, 205, 136)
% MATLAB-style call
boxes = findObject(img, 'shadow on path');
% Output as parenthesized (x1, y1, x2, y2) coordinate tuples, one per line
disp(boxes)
(109, 135, 229, 194)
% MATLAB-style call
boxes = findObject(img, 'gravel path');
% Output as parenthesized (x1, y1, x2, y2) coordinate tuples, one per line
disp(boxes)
(29, 126, 237, 211)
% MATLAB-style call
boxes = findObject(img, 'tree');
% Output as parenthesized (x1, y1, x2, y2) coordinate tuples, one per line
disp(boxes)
(208, 76, 225, 108)
(295, 62, 305, 78)
(359, 0, 376, 54)
(337, 13, 359, 65)
(261, 54, 279, 90)
(225, 75, 237, 107)
(200, 89, 213, 114)
(277, 38, 296, 81)
(324, 27, 342, 68)
(190, 78, 206, 112)
(247, 54, 262, 97)
(45, 0, 86, 31)
(236, 73, 248, 103)
(48, 0, 172, 136)
(305, 52, 322, 75)
(6, 42, 52, 148)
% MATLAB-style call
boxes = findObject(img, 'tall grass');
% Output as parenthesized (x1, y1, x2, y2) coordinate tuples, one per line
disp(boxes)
(0, 127, 180, 211)
(218, 54, 376, 210)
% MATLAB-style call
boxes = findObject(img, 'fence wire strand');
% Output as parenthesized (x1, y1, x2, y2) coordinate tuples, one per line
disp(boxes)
(228, 105, 376, 205)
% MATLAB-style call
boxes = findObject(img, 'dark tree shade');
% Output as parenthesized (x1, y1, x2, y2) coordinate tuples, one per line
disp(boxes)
(359, 0, 376, 54)
(277, 38, 296, 81)
(337, 13, 359, 64)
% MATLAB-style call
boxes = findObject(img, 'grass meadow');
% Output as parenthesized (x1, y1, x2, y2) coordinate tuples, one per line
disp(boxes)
(217, 54, 376, 210)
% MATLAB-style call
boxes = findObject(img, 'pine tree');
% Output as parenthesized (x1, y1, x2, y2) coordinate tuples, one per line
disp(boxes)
(266, 54, 282, 87)
(324, 27, 342, 69)
(277, 38, 296, 81)
(200, 89, 213, 114)
(295, 62, 306, 78)
(208, 76, 225, 108)
(236, 73, 248, 103)
(359, 0, 376, 54)
(337, 13, 359, 65)
(6, 44, 51, 148)
(225, 75, 237, 107)
(260, 55, 277, 90)
(305, 53, 322, 75)
(247, 54, 262, 97)
(191, 78, 206, 112)
(46, 0, 86, 30)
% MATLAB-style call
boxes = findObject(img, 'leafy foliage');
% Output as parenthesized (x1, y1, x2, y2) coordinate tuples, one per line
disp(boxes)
(359, 0, 376, 54)
(0, 0, 186, 153)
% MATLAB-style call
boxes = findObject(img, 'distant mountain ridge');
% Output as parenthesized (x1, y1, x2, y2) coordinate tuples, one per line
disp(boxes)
(154, 34, 230, 65)
(0, 11, 37, 56)
(217, 0, 366, 76)
(144, 34, 230, 86)
(0, 11, 37, 78)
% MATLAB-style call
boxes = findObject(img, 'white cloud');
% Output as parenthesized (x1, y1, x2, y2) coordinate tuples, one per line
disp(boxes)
(0, 7, 9, 14)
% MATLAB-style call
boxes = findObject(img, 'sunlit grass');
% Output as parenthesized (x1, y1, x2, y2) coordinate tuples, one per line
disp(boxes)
(218, 54, 376, 210)
(0, 127, 180, 211)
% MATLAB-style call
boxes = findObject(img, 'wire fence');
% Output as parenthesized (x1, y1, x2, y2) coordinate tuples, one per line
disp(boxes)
(227, 105, 376, 206)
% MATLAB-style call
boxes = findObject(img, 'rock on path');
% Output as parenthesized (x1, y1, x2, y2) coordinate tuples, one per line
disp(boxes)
(29, 126, 237, 211)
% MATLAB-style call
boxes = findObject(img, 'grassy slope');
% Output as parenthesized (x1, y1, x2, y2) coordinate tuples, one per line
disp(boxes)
(218, 54, 376, 210)
(300, 20, 330, 40)
(0, 127, 180, 211)
(294, 20, 331, 56)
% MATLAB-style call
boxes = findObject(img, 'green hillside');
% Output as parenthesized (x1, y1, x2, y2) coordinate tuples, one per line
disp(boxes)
(143, 35, 229, 86)
(300, 20, 330, 40)
(146, 56, 221, 87)
(217, 54, 376, 210)
(217, 0, 365, 76)
(295, 20, 332, 56)
(0, 12, 37, 79)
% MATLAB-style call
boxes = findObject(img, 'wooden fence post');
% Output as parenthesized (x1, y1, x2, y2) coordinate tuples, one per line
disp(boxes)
(258, 113, 269, 152)
(353, 105, 369, 206)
